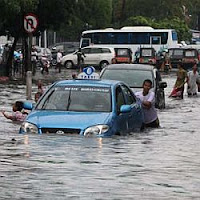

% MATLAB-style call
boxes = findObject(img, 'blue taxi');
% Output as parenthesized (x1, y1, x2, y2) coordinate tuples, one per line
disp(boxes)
(20, 68, 144, 137)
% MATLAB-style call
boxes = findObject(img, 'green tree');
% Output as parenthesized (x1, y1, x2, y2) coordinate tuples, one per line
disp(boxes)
(58, 0, 112, 41)
(0, 0, 71, 76)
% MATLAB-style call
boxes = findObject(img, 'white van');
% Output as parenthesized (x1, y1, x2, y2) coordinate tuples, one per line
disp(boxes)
(61, 46, 115, 69)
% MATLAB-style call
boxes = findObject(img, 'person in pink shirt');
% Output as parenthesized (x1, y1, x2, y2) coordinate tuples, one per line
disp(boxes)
(1, 101, 28, 122)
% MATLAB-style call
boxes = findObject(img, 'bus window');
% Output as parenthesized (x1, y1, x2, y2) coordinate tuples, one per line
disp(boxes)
(116, 33, 129, 44)
(151, 36, 161, 44)
(172, 31, 178, 41)
(132, 33, 149, 44)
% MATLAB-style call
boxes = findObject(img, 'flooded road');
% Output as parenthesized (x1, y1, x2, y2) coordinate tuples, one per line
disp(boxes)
(0, 72, 200, 200)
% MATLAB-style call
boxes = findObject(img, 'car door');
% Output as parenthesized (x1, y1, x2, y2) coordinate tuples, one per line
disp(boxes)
(87, 47, 101, 65)
(121, 84, 143, 130)
(114, 85, 130, 135)
(81, 47, 91, 65)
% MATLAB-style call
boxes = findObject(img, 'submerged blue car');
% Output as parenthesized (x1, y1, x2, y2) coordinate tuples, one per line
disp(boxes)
(20, 79, 144, 137)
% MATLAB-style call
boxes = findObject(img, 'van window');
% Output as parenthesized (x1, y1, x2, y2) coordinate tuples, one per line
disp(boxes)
(101, 48, 111, 53)
(90, 48, 101, 54)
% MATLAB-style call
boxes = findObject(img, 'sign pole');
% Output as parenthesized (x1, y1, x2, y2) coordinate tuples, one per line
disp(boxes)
(26, 33, 33, 100)
(24, 13, 38, 100)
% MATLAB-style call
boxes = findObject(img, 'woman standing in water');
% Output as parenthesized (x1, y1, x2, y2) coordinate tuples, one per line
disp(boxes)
(169, 63, 188, 99)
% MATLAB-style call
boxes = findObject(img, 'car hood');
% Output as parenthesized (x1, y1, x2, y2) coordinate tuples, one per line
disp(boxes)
(26, 110, 111, 129)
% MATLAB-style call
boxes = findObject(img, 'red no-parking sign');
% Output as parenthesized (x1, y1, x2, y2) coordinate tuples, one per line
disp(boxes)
(24, 13, 38, 33)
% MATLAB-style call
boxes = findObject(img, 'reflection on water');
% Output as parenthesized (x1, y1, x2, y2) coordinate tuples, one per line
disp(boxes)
(0, 75, 200, 199)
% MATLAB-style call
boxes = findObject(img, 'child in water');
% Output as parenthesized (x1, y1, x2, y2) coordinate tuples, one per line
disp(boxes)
(1, 101, 28, 122)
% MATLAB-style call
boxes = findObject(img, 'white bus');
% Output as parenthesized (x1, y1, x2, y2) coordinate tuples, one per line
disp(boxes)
(80, 26, 179, 54)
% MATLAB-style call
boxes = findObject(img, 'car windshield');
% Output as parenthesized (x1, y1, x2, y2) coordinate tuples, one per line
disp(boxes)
(185, 50, 196, 57)
(36, 86, 111, 112)
(116, 49, 129, 56)
(141, 49, 153, 57)
(169, 49, 184, 57)
(101, 69, 153, 88)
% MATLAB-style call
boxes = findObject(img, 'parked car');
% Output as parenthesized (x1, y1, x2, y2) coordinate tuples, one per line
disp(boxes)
(49, 42, 79, 55)
(61, 46, 115, 69)
(19, 72, 144, 136)
(168, 48, 184, 68)
(49, 42, 79, 66)
(100, 64, 167, 109)
(112, 48, 132, 64)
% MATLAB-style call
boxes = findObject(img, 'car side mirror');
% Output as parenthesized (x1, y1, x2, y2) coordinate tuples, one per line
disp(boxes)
(23, 101, 33, 110)
(159, 81, 167, 88)
(120, 105, 131, 113)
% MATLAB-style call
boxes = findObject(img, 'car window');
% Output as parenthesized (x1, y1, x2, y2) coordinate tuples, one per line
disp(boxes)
(141, 49, 153, 57)
(101, 69, 154, 88)
(101, 48, 111, 53)
(36, 86, 111, 112)
(115, 49, 129, 56)
(116, 86, 126, 112)
(121, 84, 136, 105)
(90, 48, 102, 54)
(173, 49, 184, 56)
(54, 45, 63, 50)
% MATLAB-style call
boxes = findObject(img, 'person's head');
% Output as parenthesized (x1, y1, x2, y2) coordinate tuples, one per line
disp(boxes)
(13, 101, 23, 112)
(143, 79, 152, 94)
(177, 63, 183, 69)
(72, 73, 77, 79)
(35, 92, 42, 103)
(37, 80, 43, 90)
(32, 46, 36, 51)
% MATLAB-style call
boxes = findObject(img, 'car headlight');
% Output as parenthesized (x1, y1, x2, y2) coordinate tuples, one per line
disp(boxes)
(84, 125, 109, 137)
(20, 122, 38, 134)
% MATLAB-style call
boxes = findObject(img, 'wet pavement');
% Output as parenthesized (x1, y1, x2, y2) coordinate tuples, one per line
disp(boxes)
(0, 69, 200, 200)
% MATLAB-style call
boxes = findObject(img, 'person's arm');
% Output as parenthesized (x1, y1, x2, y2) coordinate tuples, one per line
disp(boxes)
(142, 101, 152, 109)
(142, 92, 155, 109)
(1, 111, 14, 120)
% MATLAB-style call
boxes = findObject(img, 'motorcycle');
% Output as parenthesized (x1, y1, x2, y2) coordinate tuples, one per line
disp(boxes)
(40, 56, 50, 74)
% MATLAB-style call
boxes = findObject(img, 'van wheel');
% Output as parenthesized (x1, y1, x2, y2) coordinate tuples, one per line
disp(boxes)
(100, 61, 109, 70)
(65, 61, 73, 69)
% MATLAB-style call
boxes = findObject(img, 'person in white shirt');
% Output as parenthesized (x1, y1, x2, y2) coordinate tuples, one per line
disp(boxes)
(187, 63, 199, 96)
(135, 79, 159, 128)
(56, 50, 63, 73)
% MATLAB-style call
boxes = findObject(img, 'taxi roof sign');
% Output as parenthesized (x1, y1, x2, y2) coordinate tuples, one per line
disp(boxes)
(77, 66, 100, 80)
